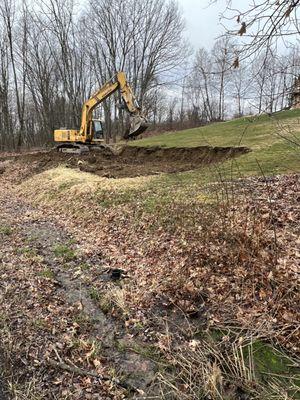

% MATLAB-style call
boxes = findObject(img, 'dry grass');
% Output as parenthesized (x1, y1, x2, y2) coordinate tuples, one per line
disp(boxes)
(19, 166, 156, 207)
(158, 332, 300, 400)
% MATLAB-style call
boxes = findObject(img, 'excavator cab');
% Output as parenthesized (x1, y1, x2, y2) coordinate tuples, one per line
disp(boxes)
(91, 119, 104, 141)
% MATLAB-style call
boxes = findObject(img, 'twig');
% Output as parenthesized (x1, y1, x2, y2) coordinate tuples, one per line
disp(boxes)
(48, 358, 105, 379)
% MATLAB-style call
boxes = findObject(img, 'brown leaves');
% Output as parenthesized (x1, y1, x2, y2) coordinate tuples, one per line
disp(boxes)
(285, 5, 293, 18)
(100, 173, 299, 351)
(1, 152, 299, 399)
(238, 22, 247, 36)
(232, 57, 240, 69)
(0, 186, 126, 399)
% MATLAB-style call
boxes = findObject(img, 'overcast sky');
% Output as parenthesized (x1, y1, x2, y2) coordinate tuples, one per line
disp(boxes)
(178, 0, 249, 50)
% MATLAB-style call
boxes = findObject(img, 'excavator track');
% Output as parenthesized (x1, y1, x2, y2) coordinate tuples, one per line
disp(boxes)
(56, 143, 90, 155)
(56, 143, 116, 155)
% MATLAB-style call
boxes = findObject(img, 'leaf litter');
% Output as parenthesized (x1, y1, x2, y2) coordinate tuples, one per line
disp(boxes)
(0, 154, 299, 398)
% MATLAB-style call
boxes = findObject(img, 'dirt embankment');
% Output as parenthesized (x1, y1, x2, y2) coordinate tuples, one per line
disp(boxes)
(0, 145, 250, 179)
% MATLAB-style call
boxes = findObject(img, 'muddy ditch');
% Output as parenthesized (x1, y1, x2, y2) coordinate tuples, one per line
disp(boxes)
(1, 145, 250, 179)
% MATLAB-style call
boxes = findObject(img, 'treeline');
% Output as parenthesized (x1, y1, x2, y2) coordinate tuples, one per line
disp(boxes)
(0, 0, 187, 149)
(142, 41, 300, 134)
(185, 41, 300, 122)
(0, 0, 300, 149)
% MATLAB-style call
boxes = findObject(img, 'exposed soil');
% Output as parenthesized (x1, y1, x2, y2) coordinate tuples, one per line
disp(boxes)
(0, 145, 250, 179)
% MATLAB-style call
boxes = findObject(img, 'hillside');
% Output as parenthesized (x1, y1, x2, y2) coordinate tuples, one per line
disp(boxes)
(134, 109, 300, 176)
(0, 112, 299, 399)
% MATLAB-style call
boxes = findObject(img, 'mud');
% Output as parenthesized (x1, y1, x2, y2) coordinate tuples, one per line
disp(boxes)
(1, 145, 250, 179)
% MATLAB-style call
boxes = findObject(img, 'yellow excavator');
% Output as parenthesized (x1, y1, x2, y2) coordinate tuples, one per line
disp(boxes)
(54, 72, 148, 153)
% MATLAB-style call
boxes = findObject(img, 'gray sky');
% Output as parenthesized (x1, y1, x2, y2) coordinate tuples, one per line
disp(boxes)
(177, 0, 249, 50)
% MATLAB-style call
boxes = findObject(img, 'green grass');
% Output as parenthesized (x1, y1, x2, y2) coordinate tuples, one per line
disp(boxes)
(17, 247, 37, 256)
(39, 268, 55, 279)
(97, 189, 139, 208)
(135, 110, 300, 149)
(53, 243, 76, 261)
(134, 110, 300, 178)
(94, 111, 300, 222)
(20, 111, 300, 234)
(0, 225, 13, 235)
(246, 341, 300, 398)
(89, 286, 101, 301)
(252, 341, 299, 379)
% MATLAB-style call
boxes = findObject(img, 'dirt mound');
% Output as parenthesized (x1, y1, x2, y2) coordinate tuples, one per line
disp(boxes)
(120, 145, 249, 162)
(3, 145, 250, 179)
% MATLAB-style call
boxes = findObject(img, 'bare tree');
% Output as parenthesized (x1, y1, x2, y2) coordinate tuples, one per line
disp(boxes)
(230, 65, 250, 116)
(0, 0, 28, 148)
(86, 0, 188, 141)
(189, 48, 216, 122)
(211, 37, 234, 120)
(37, 0, 91, 128)
(0, 29, 12, 149)
(188, 40, 234, 123)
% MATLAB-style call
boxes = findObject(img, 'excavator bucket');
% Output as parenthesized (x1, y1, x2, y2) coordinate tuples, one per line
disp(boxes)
(124, 114, 148, 140)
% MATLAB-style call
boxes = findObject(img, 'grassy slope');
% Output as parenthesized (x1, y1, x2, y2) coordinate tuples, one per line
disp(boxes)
(134, 110, 300, 177)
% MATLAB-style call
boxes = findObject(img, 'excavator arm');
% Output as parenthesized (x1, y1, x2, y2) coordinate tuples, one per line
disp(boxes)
(79, 72, 147, 141)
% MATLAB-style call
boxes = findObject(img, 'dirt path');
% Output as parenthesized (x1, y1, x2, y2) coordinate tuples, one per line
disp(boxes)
(0, 181, 156, 398)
